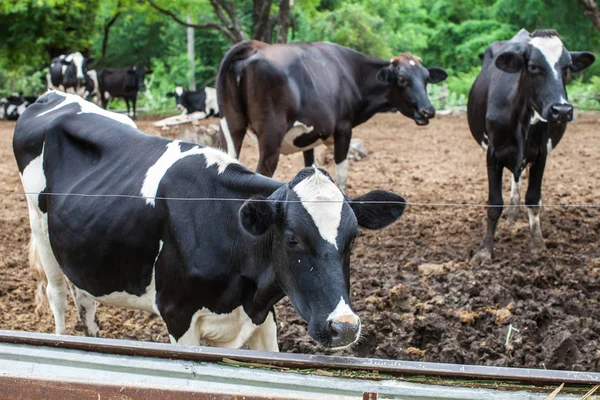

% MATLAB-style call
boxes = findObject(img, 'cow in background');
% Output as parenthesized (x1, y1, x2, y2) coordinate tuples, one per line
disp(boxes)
(167, 86, 219, 117)
(217, 40, 447, 192)
(468, 29, 595, 264)
(98, 66, 148, 120)
(47, 52, 91, 95)
(0, 94, 37, 120)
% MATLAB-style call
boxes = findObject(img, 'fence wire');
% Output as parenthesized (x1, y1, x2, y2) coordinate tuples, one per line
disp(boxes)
(0, 191, 598, 208)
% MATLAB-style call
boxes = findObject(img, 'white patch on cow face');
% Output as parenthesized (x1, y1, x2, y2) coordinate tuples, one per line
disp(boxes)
(36, 91, 136, 128)
(326, 296, 361, 350)
(220, 118, 237, 158)
(409, 60, 416, 66)
(281, 121, 323, 155)
(293, 168, 344, 248)
(141, 140, 239, 206)
(175, 86, 184, 97)
(335, 159, 349, 193)
(327, 296, 359, 325)
(82, 241, 162, 314)
(65, 52, 85, 80)
(176, 305, 266, 348)
(530, 36, 564, 79)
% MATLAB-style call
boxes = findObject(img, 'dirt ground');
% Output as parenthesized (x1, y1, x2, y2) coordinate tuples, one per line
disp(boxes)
(1, 112, 598, 371)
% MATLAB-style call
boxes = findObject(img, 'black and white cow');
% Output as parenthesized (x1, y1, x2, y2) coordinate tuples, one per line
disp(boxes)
(47, 52, 89, 94)
(0, 94, 37, 120)
(167, 86, 219, 117)
(98, 66, 148, 120)
(217, 40, 447, 192)
(467, 29, 595, 264)
(14, 91, 406, 350)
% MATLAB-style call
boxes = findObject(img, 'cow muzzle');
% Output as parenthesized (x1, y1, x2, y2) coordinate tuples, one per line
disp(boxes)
(326, 312, 361, 349)
(414, 106, 435, 126)
(548, 103, 573, 122)
(176, 104, 184, 110)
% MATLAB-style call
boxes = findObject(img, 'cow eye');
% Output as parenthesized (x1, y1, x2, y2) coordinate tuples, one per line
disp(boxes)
(528, 64, 540, 74)
(285, 234, 299, 247)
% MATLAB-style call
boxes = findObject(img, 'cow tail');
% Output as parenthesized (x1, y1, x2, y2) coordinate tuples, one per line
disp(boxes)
(216, 40, 257, 116)
(28, 236, 49, 316)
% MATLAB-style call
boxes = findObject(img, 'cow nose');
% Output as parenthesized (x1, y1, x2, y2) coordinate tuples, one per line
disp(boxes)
(328, 314, 361, 348)
(176, 104, 183, 110)
(419, 107, 435, 119)
(550, 103, 573, 122)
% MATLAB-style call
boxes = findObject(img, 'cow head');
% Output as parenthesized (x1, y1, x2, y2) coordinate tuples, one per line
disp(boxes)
(239, 167, 405, 349)
(377, 53, 447, 126)
(495, 29, 595, 123)
(65, 52, 87, 85)
(167, 86, 186, 110)
(125, 66, 147, 91)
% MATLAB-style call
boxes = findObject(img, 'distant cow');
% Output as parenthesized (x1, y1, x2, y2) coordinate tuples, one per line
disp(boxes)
(468, 29, 595, 264)
(83, 69, 100, 104)
(0, 94, 37, 120)
(47, 52, 90, 95)
(14, 91, 406, 350)
(98, 66, 148, 120)
(217, 40, 447, 191)
(167, 86, 219, 116)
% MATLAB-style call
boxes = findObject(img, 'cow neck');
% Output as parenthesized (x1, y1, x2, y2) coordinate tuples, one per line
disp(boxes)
(351, 55, 393, 125)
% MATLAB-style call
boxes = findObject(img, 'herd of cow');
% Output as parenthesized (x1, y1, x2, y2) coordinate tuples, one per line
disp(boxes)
(8, 28, 595, 352)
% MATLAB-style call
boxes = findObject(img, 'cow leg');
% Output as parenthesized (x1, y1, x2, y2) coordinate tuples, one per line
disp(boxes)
(256, 126, 284, 177)
(69, 284, 99, 337)
(219, 117, 246, 159)
(125, 98, 131, 118)
(525, 154, 547, 253)
(333, 126, 352, 192)
(303, 149, 316, 167)
(246, 311, 279, 352)
(131, 95, 138, 120)
(472, 150, 504, 265)
(505, 170, 523, 224)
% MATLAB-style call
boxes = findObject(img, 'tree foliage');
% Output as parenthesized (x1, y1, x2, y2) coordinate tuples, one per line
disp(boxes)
(1, 0, 598, 102)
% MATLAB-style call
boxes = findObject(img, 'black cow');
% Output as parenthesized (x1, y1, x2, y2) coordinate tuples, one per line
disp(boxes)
(467, 29, 595, 264)
(14, 91, 406, 350)
(0, 94, 37, 120)
(98, 66, 148, 120)
(47, 52, 89, 95)
(217, 40, 447, 191)
(167, 86, 219, 116)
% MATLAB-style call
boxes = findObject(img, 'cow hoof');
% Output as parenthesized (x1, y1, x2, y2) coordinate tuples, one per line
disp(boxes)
(531, 240, 547, 256)
(470, 248, 492, 266)
(504, 209, 519, 225)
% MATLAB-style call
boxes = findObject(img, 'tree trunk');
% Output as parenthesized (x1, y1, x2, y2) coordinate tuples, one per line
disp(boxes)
(187, 15, 196, 90)
(276, 0, 291, 43)
(253, 0, 273, 42)
(580, 0, 600, 30)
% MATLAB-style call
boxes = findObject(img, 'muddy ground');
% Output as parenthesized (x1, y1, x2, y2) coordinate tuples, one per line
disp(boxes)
(0, 112, 598, 371)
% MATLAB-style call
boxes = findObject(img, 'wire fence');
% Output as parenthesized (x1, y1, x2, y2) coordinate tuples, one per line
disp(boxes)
(1, 191, 598, 208)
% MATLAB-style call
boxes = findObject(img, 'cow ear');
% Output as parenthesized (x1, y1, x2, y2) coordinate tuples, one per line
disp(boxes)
(495, 51, 524, 73)
(166, 92, 175, 98)
(569, 51, 595, 73)
(240, 197, 277, 236)
(350, 190, 406, 230)
(427, 67, 447, 84)
(376, 65, 396, 85)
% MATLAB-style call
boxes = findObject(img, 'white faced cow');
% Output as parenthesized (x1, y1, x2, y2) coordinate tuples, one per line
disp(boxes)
(14, 91, 406, 351)
(468, 29, 595, 264)
(217, 40, 447, 192)
(47, 52, 90, 96)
